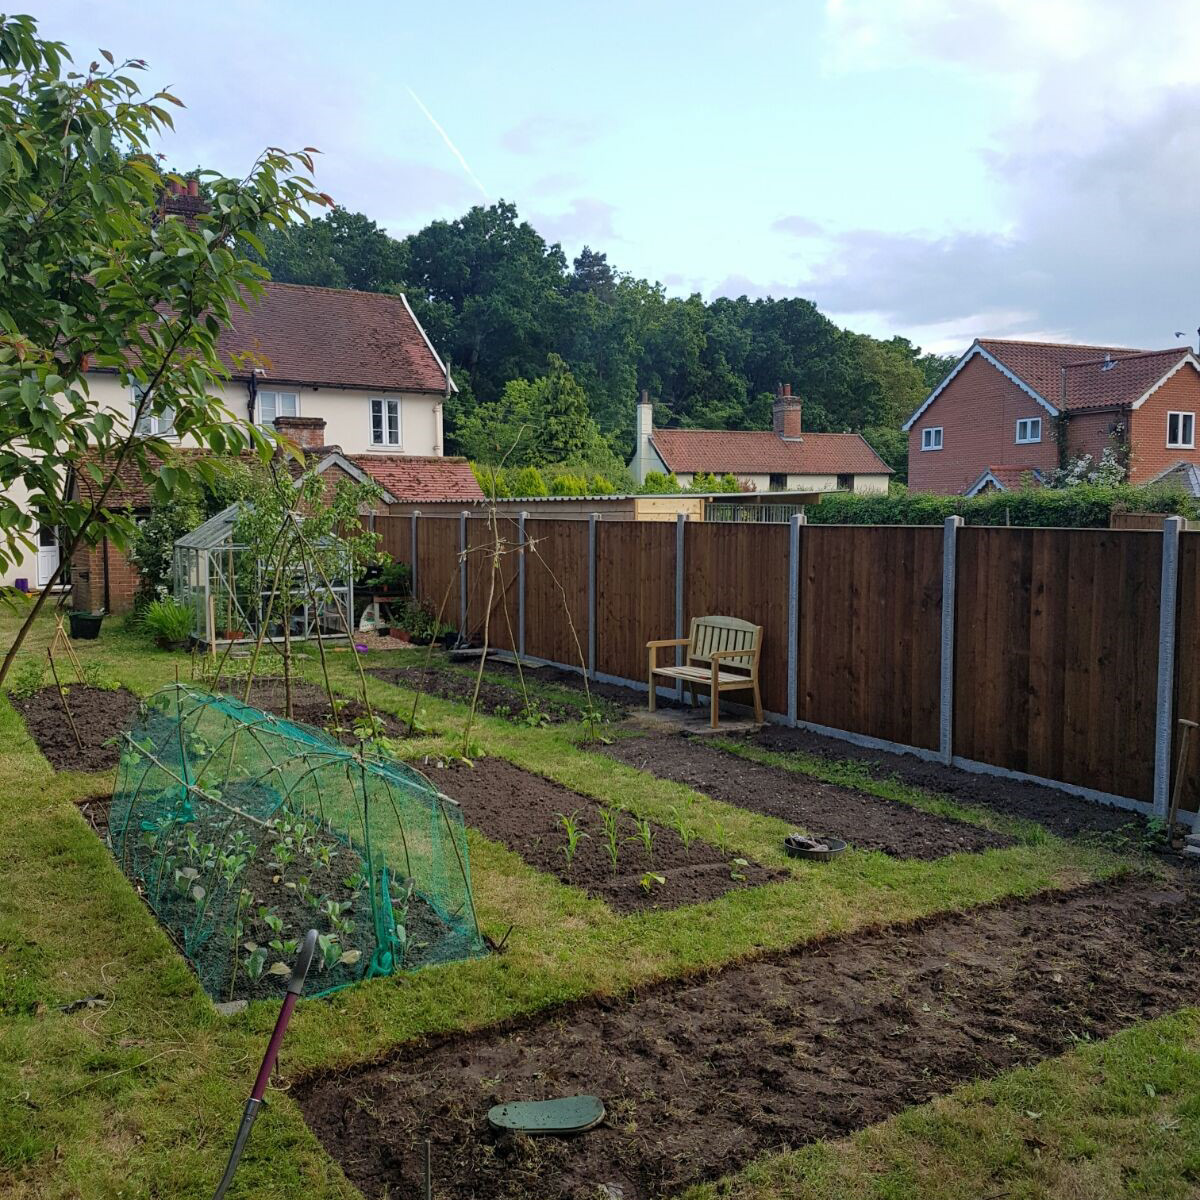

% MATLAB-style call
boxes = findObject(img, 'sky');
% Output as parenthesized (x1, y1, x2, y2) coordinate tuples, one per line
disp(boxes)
(29, 0, 1200, 355)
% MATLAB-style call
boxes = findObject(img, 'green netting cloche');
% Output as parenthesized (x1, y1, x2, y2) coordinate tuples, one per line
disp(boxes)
(110, 683, 485, 1002)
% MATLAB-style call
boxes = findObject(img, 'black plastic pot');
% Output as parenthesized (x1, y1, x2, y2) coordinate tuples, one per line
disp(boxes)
(439, 630, 459, 650)
(68, 611, 104, 640)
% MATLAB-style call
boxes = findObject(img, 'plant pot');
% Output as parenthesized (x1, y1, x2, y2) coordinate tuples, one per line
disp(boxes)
(220, 629, 246, 641)
(439, 630, 459, 650)
(410, 633, 433, 646)
(68, 611, 104, 640)
(154, 635, 188, 651)
(390, 628, 411, 641)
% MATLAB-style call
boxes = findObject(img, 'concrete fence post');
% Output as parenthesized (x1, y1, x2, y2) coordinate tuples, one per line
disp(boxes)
(518, 511, 528, 660)
(1153, 515, 1184, 817)
(410, 510, 420, 601)
(587, 513, 598, 680)
(459, 511, 468, 635)
(675, 512, 687, 700)
(939, 516, 964, 765)
(788, 513, 802, 726)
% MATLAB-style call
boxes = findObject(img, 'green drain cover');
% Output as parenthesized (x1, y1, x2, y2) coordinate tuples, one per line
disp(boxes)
(487, 1095, 605, 1135)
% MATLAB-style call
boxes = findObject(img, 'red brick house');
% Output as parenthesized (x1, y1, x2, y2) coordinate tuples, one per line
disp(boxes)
(904, 339, 1200, 495)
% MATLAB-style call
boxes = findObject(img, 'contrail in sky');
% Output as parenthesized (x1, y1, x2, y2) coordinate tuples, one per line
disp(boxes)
(406, 87, 489, 199)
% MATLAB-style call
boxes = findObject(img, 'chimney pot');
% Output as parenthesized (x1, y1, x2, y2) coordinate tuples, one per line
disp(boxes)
(772, 385, 803, 440)
(187, 178, 199, 197)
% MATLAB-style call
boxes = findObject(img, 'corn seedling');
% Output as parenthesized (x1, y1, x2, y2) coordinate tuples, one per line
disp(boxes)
(599, 805, 621, 873)
(628, 815, 655, 862)
(670, 805, 697, 856)
(557, 811, 589, 868)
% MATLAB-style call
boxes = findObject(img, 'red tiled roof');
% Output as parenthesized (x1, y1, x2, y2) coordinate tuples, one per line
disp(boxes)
(977, 338, 1145, 401)
(983, 465, 1045, 490)
(352, 455, 484, 502)
(1061, 348, 1195, 410)
(649, 429, 892, 476)
(72, 446, 225, 509)
(216, 283, 450, 393)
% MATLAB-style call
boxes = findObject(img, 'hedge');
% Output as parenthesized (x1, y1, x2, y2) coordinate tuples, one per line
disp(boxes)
(807, 483, 1200, 528)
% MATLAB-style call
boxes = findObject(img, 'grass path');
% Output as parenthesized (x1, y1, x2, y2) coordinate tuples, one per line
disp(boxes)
(0, 610, 1194, 1199)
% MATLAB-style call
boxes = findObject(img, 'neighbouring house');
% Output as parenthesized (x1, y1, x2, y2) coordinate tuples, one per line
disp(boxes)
(904, 338, 1200, 495)
(4, 277, 479, 592)
(628, 386, 892, 494)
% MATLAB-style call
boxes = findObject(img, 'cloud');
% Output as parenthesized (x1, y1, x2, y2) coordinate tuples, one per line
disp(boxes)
(771, 215, 824, 238)
(709, 274, 788, 302)
(502, 115, 598, 155)
(807, 0, 1200, 348)
(533, 197, 618, 246)
(529, 171, 584, 196)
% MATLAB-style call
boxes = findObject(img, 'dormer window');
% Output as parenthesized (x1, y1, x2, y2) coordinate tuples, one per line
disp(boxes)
(1016, 417, 1041, 444)
(921, 426, 943, 451)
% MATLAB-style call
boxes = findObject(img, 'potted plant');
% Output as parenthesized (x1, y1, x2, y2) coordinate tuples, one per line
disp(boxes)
(68, 609, 105, 639)
(139, 598, 194, 651)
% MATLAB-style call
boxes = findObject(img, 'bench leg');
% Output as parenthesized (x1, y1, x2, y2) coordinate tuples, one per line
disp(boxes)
(752, 679, 764, 725)
(648, 675, 656, 712)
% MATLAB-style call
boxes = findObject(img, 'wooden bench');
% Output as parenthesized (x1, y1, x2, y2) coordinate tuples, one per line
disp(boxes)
(647, 615, 764, 728)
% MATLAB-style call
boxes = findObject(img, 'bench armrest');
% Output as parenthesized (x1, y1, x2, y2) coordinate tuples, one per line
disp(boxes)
(647, 637, 689, 649)
(708, 648, 756, 666)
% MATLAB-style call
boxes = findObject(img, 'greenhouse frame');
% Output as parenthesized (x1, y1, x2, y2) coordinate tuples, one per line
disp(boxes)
(173, 503, 355, 648)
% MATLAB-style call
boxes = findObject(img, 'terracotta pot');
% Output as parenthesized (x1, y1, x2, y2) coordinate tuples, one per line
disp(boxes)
(390, 628, 411, 641)
(221, 629, 245, 641)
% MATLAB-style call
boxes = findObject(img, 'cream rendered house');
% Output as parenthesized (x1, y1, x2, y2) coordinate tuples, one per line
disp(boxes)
(4, 282, 456, 590)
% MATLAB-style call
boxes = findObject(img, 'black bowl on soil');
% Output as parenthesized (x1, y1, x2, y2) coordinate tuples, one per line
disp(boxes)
(784, 833, 847, 861)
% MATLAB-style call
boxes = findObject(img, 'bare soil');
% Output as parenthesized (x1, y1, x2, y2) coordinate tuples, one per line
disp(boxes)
(367, 665, 620, 726)
(11, 685, 141, 771)
(484, 660, 645, 716)
(601, 734, 1013, 860)
(750, 726, 1159, 844)
(427, 757, 782, 913)
(242, 679, 408, 741)
(296, 874, 1200, 1200)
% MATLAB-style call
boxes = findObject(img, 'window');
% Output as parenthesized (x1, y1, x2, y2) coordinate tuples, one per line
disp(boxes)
(132, 384, 175, 438)
(1167, 411, 1195, 449)
(370, 397, 401, 446)
(768, 473, 787, 491)
(257, 390, 299, 428)
(836, 473, 853, 490)
(1015, 417, 1042, 444)
(921, 426, 943, 451)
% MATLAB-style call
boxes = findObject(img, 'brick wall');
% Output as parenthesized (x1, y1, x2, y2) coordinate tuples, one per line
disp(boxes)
(1128, 366, 1200, 483)
(908, 354, 1060, 494)
(1064, 408, 1122, 466)
(71, 539, 140, 613)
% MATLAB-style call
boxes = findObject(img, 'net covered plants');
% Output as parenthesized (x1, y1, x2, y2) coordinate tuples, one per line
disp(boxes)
(109, 682, 486, 1001)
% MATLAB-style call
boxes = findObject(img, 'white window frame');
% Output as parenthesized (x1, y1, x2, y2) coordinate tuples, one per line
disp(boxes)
(131, 384, 175, 439)
(370, 397, 401, 447)
(256, 389, 299, 429)
(1015, 417, 1042, 444)
(1167, 411, 1195, 449)
(921, 426, 943, 451)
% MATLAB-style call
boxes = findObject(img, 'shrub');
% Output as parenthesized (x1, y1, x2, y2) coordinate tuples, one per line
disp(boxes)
(549, 472, 588, 496)
(807, 482, 1199, 528)
(641, 471, 681, 494)
(139, 599, 195, 647)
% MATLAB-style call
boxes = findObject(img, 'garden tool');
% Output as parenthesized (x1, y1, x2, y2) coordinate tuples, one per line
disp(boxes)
(1167, 718, 1198, 846)
(212, 928, 318, 1200)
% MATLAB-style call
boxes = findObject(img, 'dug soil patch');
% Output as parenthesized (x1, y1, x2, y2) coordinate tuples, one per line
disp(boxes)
(367, 665, 615, 725)
(427, 757, 781, 913)
(297, 875, 1200, 1200)
(484, 660, 642, 717)
(752, 725, 1153, 843)
(602, 734, 1012, 860)
(11, 685, 141, 771)
(242, 680, 408, 741)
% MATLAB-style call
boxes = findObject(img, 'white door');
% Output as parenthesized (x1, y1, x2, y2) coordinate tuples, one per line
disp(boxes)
(36, 525, 59, 587)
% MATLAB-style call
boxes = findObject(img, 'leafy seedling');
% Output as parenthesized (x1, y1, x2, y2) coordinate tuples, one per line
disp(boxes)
(670, 806, 697, 856)
(628, 815, 655, 862)
(639, 872, 666, 894)
(729, 856, 749, 882)
(599, 805, 621, 874)
(557, 811, 589, 868)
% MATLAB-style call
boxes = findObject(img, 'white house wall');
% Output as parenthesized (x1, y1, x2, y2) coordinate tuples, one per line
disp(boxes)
(674, 471, 889, 495)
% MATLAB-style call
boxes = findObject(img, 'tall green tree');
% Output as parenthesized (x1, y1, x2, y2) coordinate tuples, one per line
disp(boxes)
(0, 14, 326, 679)
(256, 206, 406, 292)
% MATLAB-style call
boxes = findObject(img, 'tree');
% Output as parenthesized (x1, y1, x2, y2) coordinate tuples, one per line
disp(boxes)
(257, 206, 407, 292)
(0, 15, 327, 680)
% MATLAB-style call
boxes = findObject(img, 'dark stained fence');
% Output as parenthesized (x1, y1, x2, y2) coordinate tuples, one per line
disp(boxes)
(372, 515, 411, 564)
(1174, 532, 1200, 815)
(524, 519, 589, 667)
(595, 521, 676, 684)
(797, 526, 942, 751)
(954, 527, 1161, 803)
(463, 514, 520, 651)
(683, 523, 791, 715)
(414, 518, 460, 625)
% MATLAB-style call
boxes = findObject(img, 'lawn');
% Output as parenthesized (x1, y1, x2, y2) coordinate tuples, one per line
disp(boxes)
(0, 606, 1197, 1199)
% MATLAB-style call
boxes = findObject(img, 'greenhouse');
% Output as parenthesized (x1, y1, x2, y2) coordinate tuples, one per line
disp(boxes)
(172, 502, 355, 648)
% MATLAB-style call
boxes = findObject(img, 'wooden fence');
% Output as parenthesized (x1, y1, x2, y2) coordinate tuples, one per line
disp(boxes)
(373, 511, 1198, 816)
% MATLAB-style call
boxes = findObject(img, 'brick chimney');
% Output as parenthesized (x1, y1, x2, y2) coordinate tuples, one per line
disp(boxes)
(274, 415, 327, 449)
(773, 383, 803, 441)
(157, 178, 209, 227)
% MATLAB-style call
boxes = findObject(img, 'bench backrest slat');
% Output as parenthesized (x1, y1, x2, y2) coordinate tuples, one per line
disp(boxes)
(687, 615, 760, 669)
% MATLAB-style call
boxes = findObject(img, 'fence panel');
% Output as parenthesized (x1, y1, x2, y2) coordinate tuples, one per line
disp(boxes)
(682, 523, 791, 715)
(524, 519, 589, 667)
(1174, 532, 1200, 815)
(373, 515, 411, 564)
(463, 514, 520, 650)
(954, 527, 1160, 801)
(595, 521, 676, 683)
(414, 517, 459, 623)
(796, 525, 942, 750)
